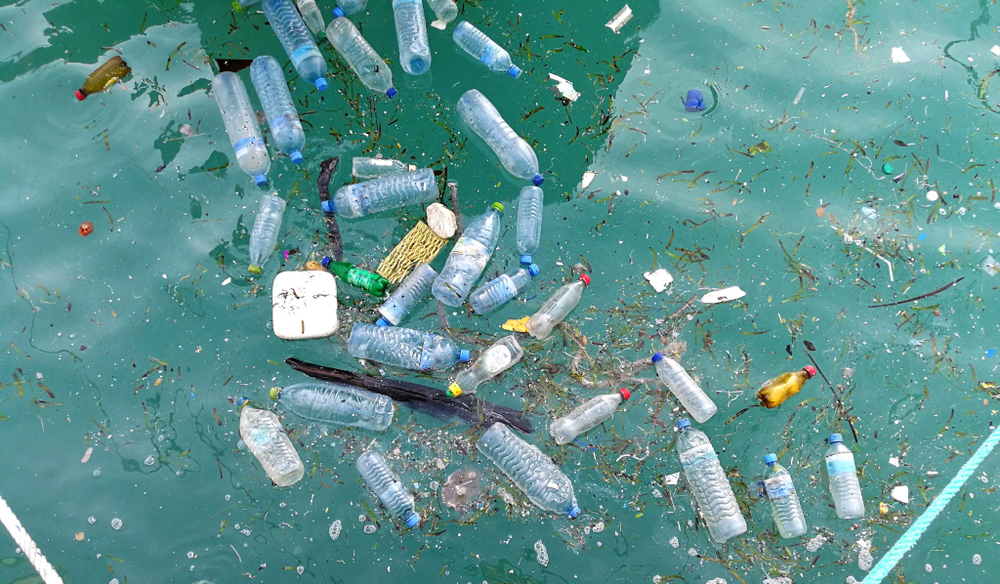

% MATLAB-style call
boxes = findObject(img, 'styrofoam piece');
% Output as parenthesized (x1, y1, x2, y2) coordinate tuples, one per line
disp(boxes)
(580, 171, 597, 189)
(891, 47, 910, 63)
(643, 268, 673, 292)
(272, 270, 338, 340)
(992, 45, 1000, 57)
(700, 286, 746, 305)
(891, 485, 909, 504)
(426, 202, 457, 239)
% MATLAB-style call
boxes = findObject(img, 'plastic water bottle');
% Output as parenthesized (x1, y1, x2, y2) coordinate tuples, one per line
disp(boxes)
(294, 0, 325, 36)
(468, 264, 539, 315)
(516, 185, 543, 265)
(326, 15, 397, 97)
(457, 90, 542, 185)
(271, 381, 393, 431)
(447, 335, 524, 397)
(432, 203, 504, 307)
(321, 168, 437, 218)
(239, 403, 304, 487)
(248, 193, 286, 275)
(825, 433, 864, 519)
(763, 453, 808, 538)
(476, 422, 580, 518)
(356, 451, 420, 528)
(426, 0, 457, 28)
(651, 352, 717, 424)
(353, 156, 416, 179)
(526, 274, 590, 340)
(212, 72, 270, 187)
(347, 322, 470, 371)
(262, 0, 328, 91)
(452, 21, 521, 78)
(392, 0, 431, 75)
(250, 56, 306, 164)
(676, 418, 747, 543)
(549, 388, 630, 445)
(377, 263, 437, 326)
(335, 0, 366, 16)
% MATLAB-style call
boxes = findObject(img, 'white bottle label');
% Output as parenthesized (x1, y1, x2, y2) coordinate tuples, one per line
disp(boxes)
(482, 346, 512, 373)
(372, 159, 393, 166)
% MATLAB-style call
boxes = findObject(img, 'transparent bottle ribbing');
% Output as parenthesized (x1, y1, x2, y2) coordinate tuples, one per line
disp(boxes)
(322, 168, 438, 218)
(353, 156, 416, 179)
(432, 203, 503, 307)
(826, 435, 865, 519)
(526, 275, 590, 340)
(263, 0, 328, 90)
(347, 322, 469, 371)
(239, 405, 304, 487)
(457, 90, 542, 185)
(449, 335, 524, 396)
(676, 419, 747, 543)
(763, 455, 808, 538)
(271, 381, 393, 431)
(377, 263, 437, 326)
(393, 0, 431, 75)
(248, 193, 286, 275)
(425, 0, 457, 28)
(468, 264, 538, 315)
(294, 0, 325, 36)
(516, 185, 543, 265)
(326, 16, 396, 97)
(357, 451, 420, 527)
(212, 72, 270, 187)
(549, 389, 629, 445)
(335, 0, 367, 16)
(476, 423, 580, 518)
(250, 56, 306, 164)
(453, 21, 521, 78)
(651, 353, 717, 423)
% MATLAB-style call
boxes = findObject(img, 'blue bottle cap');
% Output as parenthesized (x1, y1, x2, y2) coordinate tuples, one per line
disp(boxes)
(519, 253, 532, 266)
(332, 6, 345, 17)
(684, 89, 706, 112)
(386, 87, 398, 99)
(527, 263, 540, 277)
(677, 418, 691, 429)
(764, 453, 778, 465)
(567, 504, 581, 519)
(829, 433, 843, 444)
(375, 317, 390, 327)
(314, 77, 328, 91)
(253, 174, 268, 187)
(458, 349, 471, 362)
(651, 351, 663, 363)
(508, 65, 522, 78)
(321, 199, 336, 213)
(236, 396, 250, 408)
(290, 151, 304, 165)
(404, 512, 420, 528)
(532, 174, 545, 186)
(320, 257, 332, 268)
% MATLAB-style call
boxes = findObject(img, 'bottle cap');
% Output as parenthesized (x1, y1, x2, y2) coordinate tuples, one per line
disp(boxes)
(491, 202, 504, 213)
(290, 151, 304, 165)
(618, 388, 631, 401)
(314, 77, 328, 91)
(520, 253, 533, 266)
(508, 65, 522, 78)
(651, 351, 663, 363)
(74, 89, 87, 101)
(567, 504, 581, 519)
(321, 199, 336, 213)
(532, 174, 545, 186)
(320, 257, 332, 268)
(332, 6, 345, 17)
(677, 418, 691, 429)
(236, 396, 250, 409)
(829, 433, 843, 444)
(232, 0, 244, 12)
(375, 317, 391, 327)
(248, 264, 263, 275)
(268, 387, 282, 400)
(458, 349, 471, 362)
(882, 162, 894, 174)
(802, 365, 817, 379)
(386, 87, 398, 99)
(684, 89, 706, 112)
(764, 453, 778, 465)
(253, 174, 268, 187)
(527, 263, 540, 277)
(579, 273, 591, 287)
(404, 512, 420, 528)
(447, 383, 463, 397)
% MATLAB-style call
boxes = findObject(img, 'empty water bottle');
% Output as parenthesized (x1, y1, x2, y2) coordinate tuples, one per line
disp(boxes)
(347, 322, 470, 371)
(353, 156, 417, 179)
(763, 453, 807, 538)
(393, 0, 431, 75)
(426, 0, 457, 28)
(322, 258, 390, 297)
(248, 193, 286, 275)
(477, 422, 580, 518)
(250, 56, 306, 164)
(453, 21, 521, 78)
(457, 90, 542, 185)
(271, 381, 393, 431)
(212, 72, 270, 187)
(448, 335, 524, 397)
(377, 263, 437, 326)
(335, 0, 366, 16)
(676, 419, 747, 543)
(549, 388, 630, 445)
(295, 0, 325, 36)
(262, 0, 328, 91)
(239, 402, 304, 487)
(526, 274, 590, 340)
(321, 168, 437, 218)
(651, 352, 717, 423)
(432, 203, 504, 307)
(468, 264, 539, 315)
(357, 450, 420, 527)
(825, 433, 864, 519)
(326, 15, 396, 97)
(516, 186, 543, 265)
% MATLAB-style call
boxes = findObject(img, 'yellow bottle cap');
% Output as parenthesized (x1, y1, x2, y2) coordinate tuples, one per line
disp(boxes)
(447, 383, 463, 397)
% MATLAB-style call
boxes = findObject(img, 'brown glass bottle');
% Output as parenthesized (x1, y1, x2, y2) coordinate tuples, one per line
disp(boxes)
(75, 56, 131, 101)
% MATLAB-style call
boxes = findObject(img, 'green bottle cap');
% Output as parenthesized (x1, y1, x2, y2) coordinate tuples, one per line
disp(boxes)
(491, 202, 504, 213)
(232, 0, 244, 12)
(269, 387, 281, 400)
(882, 163, 894, 174)
(248, 264, 262, 275)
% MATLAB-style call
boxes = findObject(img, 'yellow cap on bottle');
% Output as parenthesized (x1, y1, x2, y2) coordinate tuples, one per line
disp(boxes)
(447, 383, 463, 397)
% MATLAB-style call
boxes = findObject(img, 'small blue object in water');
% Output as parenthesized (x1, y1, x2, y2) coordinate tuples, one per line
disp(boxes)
(919, 233, 927, 241)
(684, 89, 706, 112)
(988, 349, 997, 357)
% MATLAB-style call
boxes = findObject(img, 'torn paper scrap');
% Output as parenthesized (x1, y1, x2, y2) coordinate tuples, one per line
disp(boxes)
(548, 74, 581, 102)
(643, 269, 673, 292)
(580, 171, 597, 190)
(891, 47, 910, 63)
(700, 286, 746, 305)
(605, 5, 632, 34)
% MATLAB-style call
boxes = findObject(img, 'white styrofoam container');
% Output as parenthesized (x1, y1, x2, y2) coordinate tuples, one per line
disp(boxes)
(271, 270, 338, 340)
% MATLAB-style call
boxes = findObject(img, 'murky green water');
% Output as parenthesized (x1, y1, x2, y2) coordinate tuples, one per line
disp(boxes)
(2, 0, 1000, 583)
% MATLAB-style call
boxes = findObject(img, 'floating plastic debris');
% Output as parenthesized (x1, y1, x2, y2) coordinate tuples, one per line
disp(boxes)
(605, 5, 632, 34)
(857, 539, 873, 571)
(891, 485, 909, 504)
(110, 518, 122, 530)
(974, 553, 982, 565)
(891, 47, 910, 63)
(441, 467, 481, 513)
(580, 171, 597, 189)
(700, 286, 746, 304)
(643, 268, 673, 292)
(982, 256, 1000, 277)
(81, 448, 92, 464)
(548, 74, 580, 102)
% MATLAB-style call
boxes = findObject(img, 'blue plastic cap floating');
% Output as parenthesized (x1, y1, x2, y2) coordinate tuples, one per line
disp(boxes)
(321, 199, 336, 213)
(651, 351, 663, 363)
(508, 65, 522, 79)
(684, 89, 706, 112)
(315, 78, 328, 92)
(320, 256, 332, 268)
(386, 87, 398, 99)
(290, 151, 304, 165)
(458, 349, 471, 362)
(567, 504, 581, 519)
(405, 513, 420, 528)
(677, 418, 691, 429)
(527, 263, 540, 277)
(532, 174, 545, 186)
(253, 174, 268, 187)
(829, 433, 844, 444)
(236, 396, 250, 408)
(520, 254, 533, 266)
(764, 453, 778, 465)
(375, 317, 390, 327)
(332, 6, 345, 17)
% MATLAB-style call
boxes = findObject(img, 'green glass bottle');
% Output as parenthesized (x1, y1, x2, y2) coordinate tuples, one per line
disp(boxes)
(322, 258, 390, 297)
(75, 56, 132, 101)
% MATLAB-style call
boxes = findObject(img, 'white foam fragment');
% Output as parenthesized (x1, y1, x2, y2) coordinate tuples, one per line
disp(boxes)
(426, 203, 457, 238)
(992, 46, 1000, 57)
(271, 271, 339, 340)
(891, 47, 910, 63)
(664, 472, 680, 485)
(534, 541, 548, 567)
(643, 269, 673, 292)
(548, 73, 581, 102)
(889, 456, 899, 467)
(605, 5, 632, 34)
(580, 171, 597, 189)
(700, 286, 746, 305)
(891, 485, 909, 504)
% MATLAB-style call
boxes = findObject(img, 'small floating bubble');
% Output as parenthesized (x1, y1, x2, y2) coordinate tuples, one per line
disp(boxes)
(110, 518, 122, 530)
(363, 524, 377, 534)
(143, 456, 155, 466)
(87, 516, 96, 525)
(93, 468, 102, 477)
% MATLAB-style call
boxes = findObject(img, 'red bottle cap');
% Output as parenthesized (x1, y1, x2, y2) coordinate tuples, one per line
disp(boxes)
(802, 365, 817, 378)
(579, 273, 591, 287)
(618, 388, 631, 401)
(74, 89, 87, 101)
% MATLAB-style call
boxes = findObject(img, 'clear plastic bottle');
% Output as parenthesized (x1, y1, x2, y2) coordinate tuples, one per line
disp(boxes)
(239, 403, 304, 487)
(457, 90, 542, 185)
(526, 274, 590, 340)
(356, 450, 420, 528)
(248, 193, 286, 275)
(447, 335, 524, 397)
(549, 388, 630, 445)
(250, 56, 306, 165)
(516, 185, 543, 265)
(326, 14, 397, 97)
(271, 381, 393, 431)
(468, 264, 539, 315)
(426, 0, 457, 28)
(676, 418, 747, 543)
(825, 433, 865, 519)
(212, 72, 271, 187)
(321, 168, 437, 218)
(651, 352, 717, 424)
(347, 322, 471, 371)
(294, 0, 325, 36)
(392, 0, 431, 75)
(763, 453, 807, 538)
(377, 263, 437, 326)
(335, 0, 366, 16)
(432, 203, 504, 307)
(476, 422, 580, 518)
(262, 0, 328, 91)
(452, 21, 522, 78)
(353, 156, 417, 179)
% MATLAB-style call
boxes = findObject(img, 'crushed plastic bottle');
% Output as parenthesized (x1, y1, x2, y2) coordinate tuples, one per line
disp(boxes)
(262, 0, 327, 91)
(426, 0, 457, 29)
(452, 21, 521, 78)
(432, 203, 504, 307)
(457, 89, 542, 185)
(763, 453, 808, 538)
(75, 56, 131, 101)
(468, 264, 539, 315)
(271, 381, 393, 431)
(294, 0, 325, 36)
(526, 274, 590, 340)
(321, 168, 436, 218)
(239, 401, 304, 487)
(516, 186, 543, 265)
(825, 433, 865, 519)
(676, 418, 747, 543)
(326, 13, 396, 97)
(549, 388, 630, 445)
(334, 0, 366, 16)
(356, 450, 420, 527)
(353, 156, 417, 179)
(377, 263, 437, 326)
(212, 72, 270, 187)
(651, 352, 717, 423)
(248, 193, 286, 275)
(250, 56, 306, 164)
(476, 422, 580, 518)
(321, 258, 390, 297)
(756, 366, 817, 409)
(448, 335, 524, 396)
(347, 322, 471, 371)
(392, 0, 431, 75)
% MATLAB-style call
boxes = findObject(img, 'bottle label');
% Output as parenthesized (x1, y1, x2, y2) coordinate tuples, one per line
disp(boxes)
(451, 237, 490, 269)
(679, 443, 717, 469)
(371, 159, 394, 166)
(764, 476, 793, 500)
(233, 136, 264, 155)
(826, 455, 855, 476)
(482, 346, 512, 373)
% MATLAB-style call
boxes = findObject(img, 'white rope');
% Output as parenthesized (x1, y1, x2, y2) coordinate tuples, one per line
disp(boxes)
(0, 493, 64, 584)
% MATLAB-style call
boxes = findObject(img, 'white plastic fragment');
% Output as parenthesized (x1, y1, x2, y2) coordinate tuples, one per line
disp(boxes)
(992, 46, 1000, 57)
(643, 269, 673, 292)
(664, 472, 680, 486)
(981, 256, 1000, 277)
(888, 456, 899, 467)
(81, 447, 93, 464)
(891, 47, 910, 63)
(792, 87, 805, 105)
(548, 73, 581, 102)
(605, 5, 632, 34)
(426, 202, 457, 239)
(857, 539, 873, 571)
(700, 286, 746, 305)
(580, 171, 597, 190)
(926, 190, 939, 202)
(891, 485, 909, 504)
(271, 270, 339, 340)
(430, 19, 447, 31)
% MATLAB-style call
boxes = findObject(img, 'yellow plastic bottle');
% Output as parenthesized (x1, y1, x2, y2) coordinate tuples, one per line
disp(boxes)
(75, 56, 131, 101)
(756, 365, 816, 408)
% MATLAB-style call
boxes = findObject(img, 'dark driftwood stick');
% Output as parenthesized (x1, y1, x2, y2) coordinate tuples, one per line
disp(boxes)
(317, 157, 343, 261)
(868, 277, 964, 308)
